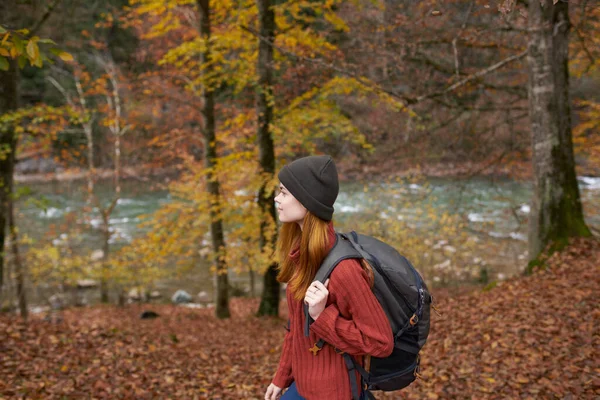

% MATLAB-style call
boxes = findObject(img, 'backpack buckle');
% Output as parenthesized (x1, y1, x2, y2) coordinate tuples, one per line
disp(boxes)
(309, 342, 323, 356)
(409, 313, 419, 326)
(414, 355, 423, 380)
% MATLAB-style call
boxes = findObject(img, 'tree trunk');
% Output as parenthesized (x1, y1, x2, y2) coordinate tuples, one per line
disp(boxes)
(0, 73, 16, 292)
(256, 0, 280, 317)
(197, 0, 230, 319)
(0, 57, 26, 317)
(100, 213, 110, 303)
(0, 58, 19, 296)
(9, 190, 26, 320)
(0, 1, 57, 303)
(526, 0, 591, 267)
(249, 267, 255, 297)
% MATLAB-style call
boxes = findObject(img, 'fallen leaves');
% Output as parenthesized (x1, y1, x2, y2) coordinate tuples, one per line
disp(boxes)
(1, 238, 599, 399)
(386, 237, 600, 400)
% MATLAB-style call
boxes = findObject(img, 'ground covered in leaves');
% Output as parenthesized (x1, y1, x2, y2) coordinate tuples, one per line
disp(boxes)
(1, 238, 599, 399)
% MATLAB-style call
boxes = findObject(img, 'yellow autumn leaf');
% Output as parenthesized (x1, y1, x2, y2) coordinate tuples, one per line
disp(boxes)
(58, 51, 74, 62)
(26, 39, 39, 60)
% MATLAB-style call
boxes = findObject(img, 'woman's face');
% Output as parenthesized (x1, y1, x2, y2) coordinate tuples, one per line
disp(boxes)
(274, 183, 307, 225)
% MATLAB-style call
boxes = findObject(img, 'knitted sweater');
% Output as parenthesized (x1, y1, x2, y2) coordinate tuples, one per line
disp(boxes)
(272, 225, 394, 400)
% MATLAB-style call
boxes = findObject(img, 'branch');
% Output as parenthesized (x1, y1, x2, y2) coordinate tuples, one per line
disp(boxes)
(105, 197, 119, 218)
(407, 51, 527, 99)
(46, 76, 74, 108)
(96, 55, 125, 202)
(172, 74, 201, 97)
(30, 0, 62, 35)
(574, 26, 596, 75)
(242, 24, 527, 110)
(433, 97, 528, 112)
(414, 50, 527, 103)
(452, 1, 475, 78)
(239, 24, 414, 109)
(16, 148, 50, 162)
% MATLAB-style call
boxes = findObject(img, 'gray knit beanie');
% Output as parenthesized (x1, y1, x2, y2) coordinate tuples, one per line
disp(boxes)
(278, 155, 339, 221)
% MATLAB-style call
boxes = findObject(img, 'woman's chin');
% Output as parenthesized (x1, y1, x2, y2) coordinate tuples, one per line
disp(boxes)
(279, 216, 297, 224)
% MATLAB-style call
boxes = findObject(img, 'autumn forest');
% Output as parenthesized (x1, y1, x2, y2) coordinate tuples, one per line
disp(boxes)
(0, 0, 599, 398)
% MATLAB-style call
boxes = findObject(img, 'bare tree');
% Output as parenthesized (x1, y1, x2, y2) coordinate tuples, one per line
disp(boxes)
(48, 56, 130, 302)
(96, 56, 130, 302)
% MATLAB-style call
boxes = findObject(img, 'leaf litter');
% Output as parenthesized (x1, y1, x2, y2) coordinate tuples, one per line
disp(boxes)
(1, 238, 598, 399)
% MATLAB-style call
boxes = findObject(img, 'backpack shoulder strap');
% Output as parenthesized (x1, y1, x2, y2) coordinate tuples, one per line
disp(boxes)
(304, 233, 362, 336)
(304, 232, 370, 400)
(315, 233, 362, 283)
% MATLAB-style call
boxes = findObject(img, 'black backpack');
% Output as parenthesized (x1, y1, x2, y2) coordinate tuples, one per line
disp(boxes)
(304, 231, 432, 400)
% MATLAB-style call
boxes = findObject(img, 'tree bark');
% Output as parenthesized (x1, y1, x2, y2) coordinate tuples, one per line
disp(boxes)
(0, 55, 20, 294)
(100, 212, 110, 303)
(0, 0, 58, 304)
(256, 0, 280, 317)
(98, 59, 125, 304)
(249, 267, 255, 298)
(526, 0, 591, 266)
(9, 187, 26, 320)
(197, 0, 230, 319)
(0, 58, 26, 317)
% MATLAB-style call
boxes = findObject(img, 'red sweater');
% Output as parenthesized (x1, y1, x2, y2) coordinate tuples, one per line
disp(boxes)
(272, 224, 394, 400)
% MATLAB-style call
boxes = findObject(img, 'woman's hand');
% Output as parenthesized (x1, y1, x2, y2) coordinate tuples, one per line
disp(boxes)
(265, 383, 283, 400)
(304, 279, 330, 321)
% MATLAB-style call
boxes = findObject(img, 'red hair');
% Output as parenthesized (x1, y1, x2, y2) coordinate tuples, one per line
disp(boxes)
(276, 214, 374, 300)
(276, 213, 331, 301)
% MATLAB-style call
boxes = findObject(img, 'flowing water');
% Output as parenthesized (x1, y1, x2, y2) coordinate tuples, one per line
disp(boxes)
(14, 175, 600, 305)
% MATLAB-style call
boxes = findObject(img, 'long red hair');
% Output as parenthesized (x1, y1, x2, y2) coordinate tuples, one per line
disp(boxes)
(276, 212, 331, 301)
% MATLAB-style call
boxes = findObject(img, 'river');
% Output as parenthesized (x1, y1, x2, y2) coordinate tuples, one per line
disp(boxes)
(15, 175, 600, 305)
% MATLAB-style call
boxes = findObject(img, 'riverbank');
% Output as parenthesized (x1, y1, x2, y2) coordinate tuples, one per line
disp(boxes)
(1, 237, 597, 399)
(338, 156, 600, 182)
(14, 164, 179, 185)
(15, 158, 600, 185)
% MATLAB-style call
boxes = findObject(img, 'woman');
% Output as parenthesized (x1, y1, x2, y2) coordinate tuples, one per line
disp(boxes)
(264, 155, 393, 400)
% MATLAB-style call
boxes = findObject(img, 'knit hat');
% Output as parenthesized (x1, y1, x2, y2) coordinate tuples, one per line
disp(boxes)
(278, 155, 339, 221)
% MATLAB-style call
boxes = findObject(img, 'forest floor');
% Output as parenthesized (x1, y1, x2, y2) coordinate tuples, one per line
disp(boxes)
(1, 237, 599, 399)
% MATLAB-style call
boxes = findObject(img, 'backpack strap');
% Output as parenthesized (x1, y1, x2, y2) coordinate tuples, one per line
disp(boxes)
(342, 353, 377, 400)
(302, 232, 373, 400)
(342, 353, 361, 400)
(303, 233, 361, 336)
